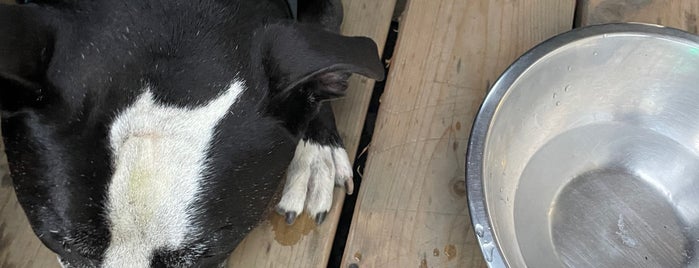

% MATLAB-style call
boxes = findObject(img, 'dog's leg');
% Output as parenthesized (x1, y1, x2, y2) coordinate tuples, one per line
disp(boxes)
(276, 103, 353, 225)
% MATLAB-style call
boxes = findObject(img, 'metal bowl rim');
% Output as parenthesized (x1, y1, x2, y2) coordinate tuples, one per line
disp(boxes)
(465, 22, 699, 268)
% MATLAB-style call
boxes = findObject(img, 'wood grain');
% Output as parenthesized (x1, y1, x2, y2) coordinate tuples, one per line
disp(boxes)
(227, 0, 396, 267)
(340, 0, 575, 267)
(577, 0, 699, 33)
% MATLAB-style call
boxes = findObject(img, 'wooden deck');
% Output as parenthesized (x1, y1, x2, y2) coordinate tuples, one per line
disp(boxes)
(339, 1, 574, 267)
(2, 0, 698, 267)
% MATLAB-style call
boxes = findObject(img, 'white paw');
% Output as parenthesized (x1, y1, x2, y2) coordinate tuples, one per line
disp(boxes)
(276, 140, 354, 225)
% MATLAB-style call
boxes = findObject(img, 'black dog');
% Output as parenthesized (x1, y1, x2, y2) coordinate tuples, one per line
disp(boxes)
(0, 0, 383, 266)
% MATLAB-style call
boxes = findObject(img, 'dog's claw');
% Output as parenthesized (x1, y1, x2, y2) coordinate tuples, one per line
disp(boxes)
(314, 212, 327, 225)
(344, 179, 354, 195)
(285, 212, 297, 225)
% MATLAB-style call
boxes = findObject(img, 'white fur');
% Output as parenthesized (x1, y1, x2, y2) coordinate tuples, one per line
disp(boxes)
(277, 140, 314, 215)
(303, 143, 335, 216)
(277, 141, 353, 219)
(103, 82, 244, 267)
(332, 147, 353, 194)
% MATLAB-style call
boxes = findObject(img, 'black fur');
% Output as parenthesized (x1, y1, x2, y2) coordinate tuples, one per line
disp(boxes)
(0, 0, 383, 267)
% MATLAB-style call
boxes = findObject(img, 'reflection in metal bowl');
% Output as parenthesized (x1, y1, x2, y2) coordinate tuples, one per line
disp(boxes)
(467, 23, 699, 268)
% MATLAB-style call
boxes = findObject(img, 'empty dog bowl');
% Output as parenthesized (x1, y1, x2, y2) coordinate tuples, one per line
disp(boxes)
(467, 23, 699, 268)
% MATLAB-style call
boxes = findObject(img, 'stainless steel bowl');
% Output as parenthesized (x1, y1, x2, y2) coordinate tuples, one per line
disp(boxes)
(467, 23, 699, 268)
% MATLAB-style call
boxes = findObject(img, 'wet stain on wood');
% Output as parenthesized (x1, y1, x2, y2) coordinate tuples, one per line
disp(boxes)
(271, 212, 315, 246)
(444, 244, 457, 261)
(451, 179, 466, 198)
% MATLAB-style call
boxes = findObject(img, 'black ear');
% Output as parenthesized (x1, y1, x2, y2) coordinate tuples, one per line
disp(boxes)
(261, 23, 385, 102)
(0, 4, 55, 111)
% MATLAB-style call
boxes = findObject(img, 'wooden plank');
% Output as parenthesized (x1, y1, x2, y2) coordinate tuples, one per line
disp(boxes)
(577, 0, 699, 34)
(341, 0, 575, 267)
(227, 0, 396, 267)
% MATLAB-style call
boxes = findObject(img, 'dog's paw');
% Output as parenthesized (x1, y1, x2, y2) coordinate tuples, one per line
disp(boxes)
(276, 140, 353, 225)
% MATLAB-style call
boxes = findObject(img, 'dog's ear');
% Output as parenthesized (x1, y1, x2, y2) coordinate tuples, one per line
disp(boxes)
(259, 23, 384, 135)
(261, 23, 385, 102)
(0, 4, 55, 111)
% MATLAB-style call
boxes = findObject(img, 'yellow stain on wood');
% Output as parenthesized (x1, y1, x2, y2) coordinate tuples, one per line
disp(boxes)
(270, 212, 315, 246)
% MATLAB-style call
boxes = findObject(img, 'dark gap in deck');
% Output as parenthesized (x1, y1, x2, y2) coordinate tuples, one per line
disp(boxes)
(573, 0, 585, 28)
(328, 20, 400, 268)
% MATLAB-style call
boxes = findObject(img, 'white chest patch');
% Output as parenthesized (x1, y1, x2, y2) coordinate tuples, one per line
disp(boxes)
(104, 82, 244, 267)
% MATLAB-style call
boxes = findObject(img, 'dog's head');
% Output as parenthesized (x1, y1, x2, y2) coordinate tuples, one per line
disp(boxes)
(0, 0, 383, 267)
